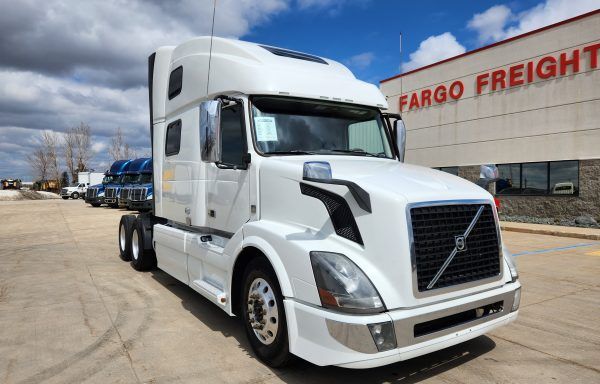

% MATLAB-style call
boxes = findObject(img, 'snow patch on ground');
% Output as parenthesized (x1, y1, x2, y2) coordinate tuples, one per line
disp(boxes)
(0, 190, 60, 201)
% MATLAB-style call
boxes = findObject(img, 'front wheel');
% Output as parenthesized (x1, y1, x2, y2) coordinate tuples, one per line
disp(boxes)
(71, 192, 80, 199)
(91, 203, 101, 207)
(241, 258, 291, 368)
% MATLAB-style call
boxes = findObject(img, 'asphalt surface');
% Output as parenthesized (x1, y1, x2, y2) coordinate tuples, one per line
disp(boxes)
(0, 199, 599, 384)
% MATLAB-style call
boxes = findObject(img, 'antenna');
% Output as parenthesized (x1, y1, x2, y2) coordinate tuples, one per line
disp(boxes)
(206, 0, 217, 95)
(399, 32, 403, 116)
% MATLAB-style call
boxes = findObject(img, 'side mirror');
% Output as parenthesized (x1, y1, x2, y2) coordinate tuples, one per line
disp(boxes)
(199, 100, 222, 163)
(394, 119, 406, 162)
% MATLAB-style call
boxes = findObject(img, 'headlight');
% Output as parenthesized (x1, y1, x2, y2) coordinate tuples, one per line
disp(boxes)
(503, 246, 519, 282)
(146, 193, 153, 200)
(310, 251, 385, 314)
(98, 191, 105, 197)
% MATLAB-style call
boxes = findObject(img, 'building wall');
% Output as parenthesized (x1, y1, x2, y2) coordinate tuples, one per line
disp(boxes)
(380, 12, 600, 167)
(380, 12, 600, 223)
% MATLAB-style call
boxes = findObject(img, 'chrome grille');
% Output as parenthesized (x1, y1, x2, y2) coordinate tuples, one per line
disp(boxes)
(130, 188, 147, 201)
(409, 203, 501, 293)
(87, 188, 98, 198)
(61, 188, 67, 194)
(120, 188, 130, 200)
(105, 187, 117, 198)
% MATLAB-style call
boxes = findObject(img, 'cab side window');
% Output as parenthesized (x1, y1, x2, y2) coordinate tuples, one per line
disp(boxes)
(165, 120, 182, 156)
(168, 66, 183, 100)
(220, 104, 246, 168)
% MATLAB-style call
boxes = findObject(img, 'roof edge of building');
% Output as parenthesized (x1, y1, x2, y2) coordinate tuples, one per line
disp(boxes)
(380, 9, 600, 84)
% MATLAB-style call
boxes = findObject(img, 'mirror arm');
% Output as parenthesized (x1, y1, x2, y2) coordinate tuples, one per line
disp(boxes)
(215, 94, 243, 105)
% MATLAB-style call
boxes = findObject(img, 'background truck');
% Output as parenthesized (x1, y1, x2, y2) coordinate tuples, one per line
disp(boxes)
(116, 37, 520, 369)
(1, 179, 22, 190)
(117, 158, 152, 208)
(85, 160, 131, 207)
(127, 161, 153, 212)
(78, 172, 104, 188)
(60, 182, 87, 199)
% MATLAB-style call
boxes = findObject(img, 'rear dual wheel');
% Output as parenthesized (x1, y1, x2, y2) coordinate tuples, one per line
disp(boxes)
(130, 217, 156, 271)
(118, 215, 136, 261)
(118, 214, 156, 270)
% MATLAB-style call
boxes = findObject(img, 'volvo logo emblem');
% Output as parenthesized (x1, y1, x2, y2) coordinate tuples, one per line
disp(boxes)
(455, 235, 467, 251)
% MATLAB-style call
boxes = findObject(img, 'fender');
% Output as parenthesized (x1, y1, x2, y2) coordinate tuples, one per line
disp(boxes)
(239, 234, 294, 299)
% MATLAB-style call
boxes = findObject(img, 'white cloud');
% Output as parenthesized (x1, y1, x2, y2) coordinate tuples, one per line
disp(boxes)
(467, 5, 513, 44)
(468, 0, 600, 44)
(401, 32, 466, 73)
(345, 52, 375, 70)
(0, 0, 294, 179)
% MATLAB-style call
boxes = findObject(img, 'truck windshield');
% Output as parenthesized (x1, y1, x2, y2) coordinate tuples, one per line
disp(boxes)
(139, 174, 152, 183)
(102, 175, 117, 184)
(122, 174, 139, 184)
(251, 97, 393, 158)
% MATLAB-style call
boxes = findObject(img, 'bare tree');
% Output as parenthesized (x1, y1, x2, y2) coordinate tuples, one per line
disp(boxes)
(42, 131, 61, 187)
(123, 143, 137, 159)
(27, 148, 49, 181)
(108, 126, 138, 160)
(75, 122, 91, 172)
(108, 127, 125, 161)
(64, 122, 92, 181)
(64, 128, 77, 182)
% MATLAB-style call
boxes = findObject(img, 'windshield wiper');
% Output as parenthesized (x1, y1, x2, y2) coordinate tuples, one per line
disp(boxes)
(265, 150, 317, 155)
(326, 149, 387, 157)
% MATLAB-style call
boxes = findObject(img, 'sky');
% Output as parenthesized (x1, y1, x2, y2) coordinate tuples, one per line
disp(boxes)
(1, 0, 599, 180)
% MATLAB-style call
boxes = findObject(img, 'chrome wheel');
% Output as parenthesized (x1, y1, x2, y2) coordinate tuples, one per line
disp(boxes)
(119, 224, 126, 251)
(247, 277, 278, 345)
(131, 228, 139, 260)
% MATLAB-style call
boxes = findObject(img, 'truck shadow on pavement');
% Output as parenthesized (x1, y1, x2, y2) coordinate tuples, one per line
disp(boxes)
(150, 270, 497, 383)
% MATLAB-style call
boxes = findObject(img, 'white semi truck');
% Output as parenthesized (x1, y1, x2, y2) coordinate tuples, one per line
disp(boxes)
(117, 37, 520, 369)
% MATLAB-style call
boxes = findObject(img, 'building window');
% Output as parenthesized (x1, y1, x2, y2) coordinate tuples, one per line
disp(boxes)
(550, 160, 579, 195)
(496, 161, 579, 196)
(434, 166, 459, 176)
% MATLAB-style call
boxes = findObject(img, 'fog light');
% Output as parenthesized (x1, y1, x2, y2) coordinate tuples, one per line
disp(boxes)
(367, 321, 397, 352)
(512, 287, 521, 312)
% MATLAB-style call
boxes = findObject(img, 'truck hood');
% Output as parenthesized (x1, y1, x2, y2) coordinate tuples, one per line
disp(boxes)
(263, 156, 490, 203)
(258, 156, 503, 309)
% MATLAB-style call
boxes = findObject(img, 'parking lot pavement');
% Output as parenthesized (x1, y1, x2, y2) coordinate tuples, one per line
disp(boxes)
(0, 199, 599, 384)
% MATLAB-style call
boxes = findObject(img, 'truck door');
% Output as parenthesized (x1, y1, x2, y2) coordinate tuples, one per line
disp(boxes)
(206, 102, 250, 236)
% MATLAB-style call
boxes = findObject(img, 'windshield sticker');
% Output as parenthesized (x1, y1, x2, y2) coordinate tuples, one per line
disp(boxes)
(254, 116, 278, 141)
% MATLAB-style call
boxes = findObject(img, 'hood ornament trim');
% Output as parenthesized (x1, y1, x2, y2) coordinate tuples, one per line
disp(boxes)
(426, 205, 485, 290)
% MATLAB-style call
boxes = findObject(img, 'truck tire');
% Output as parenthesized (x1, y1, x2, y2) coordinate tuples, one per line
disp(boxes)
(91, 203, 101, 207)
(62, 196, 69, 200)
(241, 258, 291, 368)
(130, 218, 156, 271)
(71, 192, 80, 199)
(118, 215, 137, 261)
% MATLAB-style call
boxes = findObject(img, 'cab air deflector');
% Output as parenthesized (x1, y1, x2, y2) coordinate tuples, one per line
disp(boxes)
(299, 182, 364, 245)
(303, 177, 372, 213)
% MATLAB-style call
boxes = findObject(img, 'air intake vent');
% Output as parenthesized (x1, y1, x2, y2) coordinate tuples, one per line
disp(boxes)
(300, 183, 363, 245)
(259, 45, 328, 65)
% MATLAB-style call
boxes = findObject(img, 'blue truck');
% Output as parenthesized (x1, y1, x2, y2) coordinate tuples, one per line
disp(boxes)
(128, 162, 153, 212)
(117, 158, 152, 209)
(85, 159, 132, 207)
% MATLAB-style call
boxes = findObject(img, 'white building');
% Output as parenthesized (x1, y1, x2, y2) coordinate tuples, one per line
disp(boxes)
(380, 10, 600, 222)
